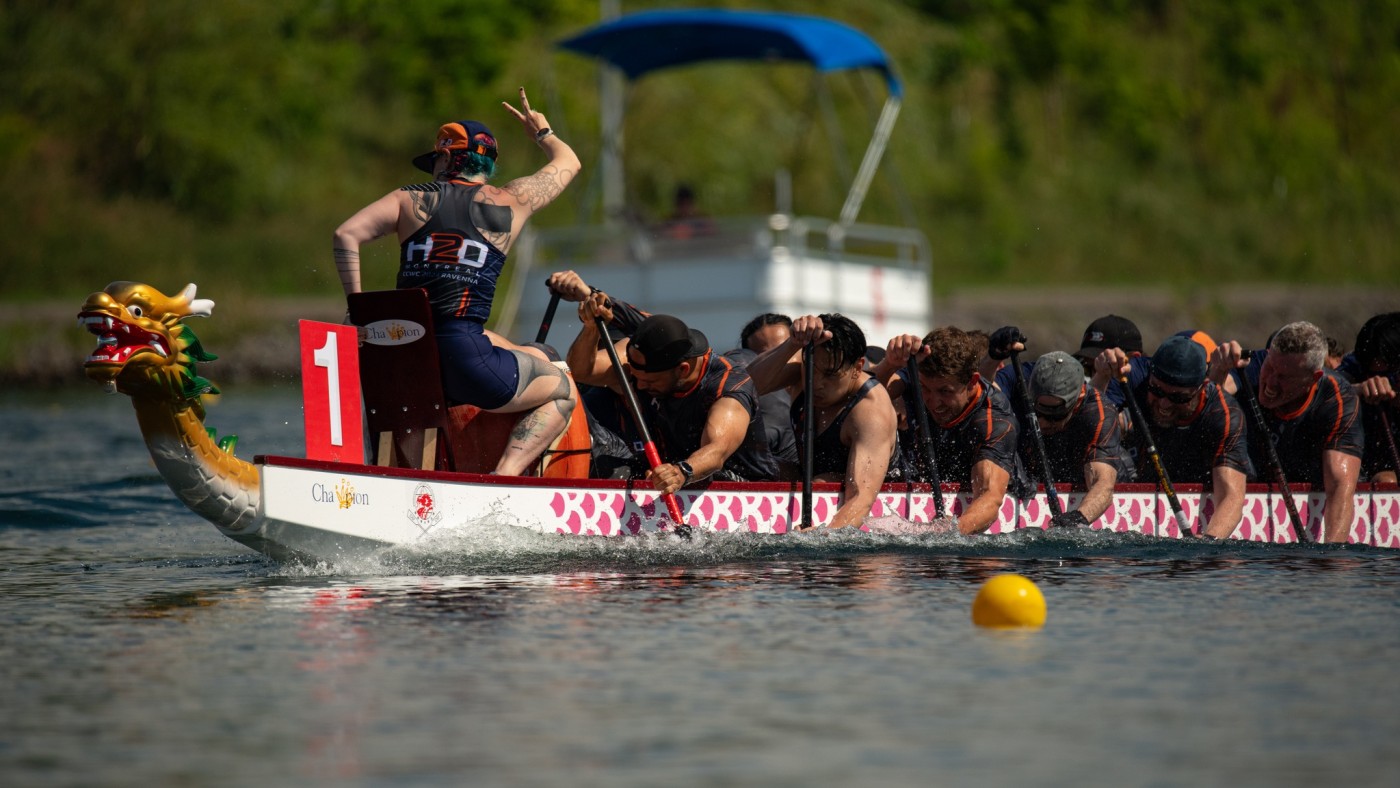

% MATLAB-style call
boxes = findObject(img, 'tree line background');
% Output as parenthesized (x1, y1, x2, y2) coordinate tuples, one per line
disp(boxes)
(4, 0, 1397, 305)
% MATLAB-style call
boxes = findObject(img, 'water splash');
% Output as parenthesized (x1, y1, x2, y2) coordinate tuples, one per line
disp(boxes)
(254, 507, 1359, 580)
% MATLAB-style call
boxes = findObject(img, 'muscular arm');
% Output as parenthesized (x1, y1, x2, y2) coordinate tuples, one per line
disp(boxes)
(746, 338, 802, 396)
(647, 397, 754, 495)
(959, 459, 1012, 535)
(332, 191, 402, 295)
(1076, 461, 1118, 523)
(565, 294, 625, 393)
(1321, 448, 1361, 543)
(491, 135, 580, 243)
(826, 397, 898, 530)
(1203, 465, 1247, 539)
(686, 398, 752, 481)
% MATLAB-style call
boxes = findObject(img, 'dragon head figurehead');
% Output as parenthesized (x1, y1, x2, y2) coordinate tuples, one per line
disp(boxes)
(78, 282, 220, 404)
(78, 281, 261, 535)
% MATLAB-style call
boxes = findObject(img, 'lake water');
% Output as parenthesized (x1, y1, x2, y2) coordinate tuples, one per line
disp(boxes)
(3, 387, 1399, 787)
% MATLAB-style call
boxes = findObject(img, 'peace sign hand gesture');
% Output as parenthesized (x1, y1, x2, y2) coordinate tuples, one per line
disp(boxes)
(502, 87, 552, 142)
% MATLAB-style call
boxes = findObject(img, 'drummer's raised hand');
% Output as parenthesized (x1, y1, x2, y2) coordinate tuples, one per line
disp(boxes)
(502, 87, 552, 142)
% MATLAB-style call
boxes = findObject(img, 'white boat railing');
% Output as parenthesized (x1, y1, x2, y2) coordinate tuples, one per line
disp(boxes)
(495, 214, 931, 339)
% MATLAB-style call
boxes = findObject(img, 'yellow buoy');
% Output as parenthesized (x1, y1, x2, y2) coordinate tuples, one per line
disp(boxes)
(971, 574, 1046, 628)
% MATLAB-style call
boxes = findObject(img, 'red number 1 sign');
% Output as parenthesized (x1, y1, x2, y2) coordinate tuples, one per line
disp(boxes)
(299, 320, 364, 463)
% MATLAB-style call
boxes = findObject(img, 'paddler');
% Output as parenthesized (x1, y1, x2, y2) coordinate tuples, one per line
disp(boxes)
(748, 313, 900, 529)
(1102, 335, 1252, 539)
(567, 294, 779, 493)
(1212, 321, 1364, 543)
(873, 326, 1021, 535)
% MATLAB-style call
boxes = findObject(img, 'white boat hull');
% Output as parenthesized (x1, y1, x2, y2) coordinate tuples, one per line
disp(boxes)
(214, 456, 1400, 562)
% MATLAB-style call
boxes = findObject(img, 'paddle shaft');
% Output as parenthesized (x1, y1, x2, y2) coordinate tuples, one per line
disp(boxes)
(535, 292, 562, 344)
(595, 316, 685, 526)
(1381, 409, 1400, 479)
(904, 357, 947, 518)
(1116, 375, 1191, 536)
(1010, 352, 1065, 518)
(1234, 355, 1308, 541)
(801, 342, 815, 528)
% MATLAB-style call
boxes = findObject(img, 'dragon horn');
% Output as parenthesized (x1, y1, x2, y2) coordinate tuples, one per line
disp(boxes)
(179, 283, 216, 318)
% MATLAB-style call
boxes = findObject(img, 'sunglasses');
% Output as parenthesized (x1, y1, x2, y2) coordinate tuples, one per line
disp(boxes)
(1033, 399, 1075, 421)
(1146, 380, 1201, 404)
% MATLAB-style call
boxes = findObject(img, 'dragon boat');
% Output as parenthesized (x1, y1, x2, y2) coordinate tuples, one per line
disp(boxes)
(79, 281, 1400, 564)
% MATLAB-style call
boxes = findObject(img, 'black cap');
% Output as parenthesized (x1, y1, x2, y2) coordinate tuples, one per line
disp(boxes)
(1075, 315, 1143, 359)
(628, 315, 709, 372)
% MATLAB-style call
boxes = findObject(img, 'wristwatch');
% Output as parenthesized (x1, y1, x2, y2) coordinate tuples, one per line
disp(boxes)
(677, 460, 695, 485)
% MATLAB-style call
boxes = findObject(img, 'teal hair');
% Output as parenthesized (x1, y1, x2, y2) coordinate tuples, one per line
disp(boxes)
(447, 150, 496, 179)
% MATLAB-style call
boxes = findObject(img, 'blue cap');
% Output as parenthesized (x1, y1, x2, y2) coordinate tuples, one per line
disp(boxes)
(1151, 336, 1208, 388)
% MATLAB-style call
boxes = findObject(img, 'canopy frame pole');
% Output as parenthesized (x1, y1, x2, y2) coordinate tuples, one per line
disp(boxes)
(838, 95, 901, 227)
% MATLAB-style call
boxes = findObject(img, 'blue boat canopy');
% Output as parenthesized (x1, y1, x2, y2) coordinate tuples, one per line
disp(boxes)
(558, 9, 902, 98)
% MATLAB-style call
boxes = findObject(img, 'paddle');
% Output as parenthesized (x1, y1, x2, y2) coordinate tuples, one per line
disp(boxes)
(1381, 409, 1400, 481)
(594, 316, 687, 529)
(1116, 373, 1191, 537)
(904, 355, 947, 519)
(1233, 351, 1308, 542)
(801, 341, 815, 529)
(1010, 350, 1066, 521)
(535, 292, 562, 344)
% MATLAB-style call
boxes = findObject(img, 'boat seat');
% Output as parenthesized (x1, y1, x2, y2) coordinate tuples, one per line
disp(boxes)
(347, 289, 454, 471)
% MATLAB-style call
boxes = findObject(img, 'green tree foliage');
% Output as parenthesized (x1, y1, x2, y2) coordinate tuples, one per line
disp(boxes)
(1, 0, 1397, 302)
(898, 0, 1400, 284)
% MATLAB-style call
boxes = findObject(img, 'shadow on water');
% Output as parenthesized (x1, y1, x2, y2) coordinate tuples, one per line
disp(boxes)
(98, 517, 1400, 627)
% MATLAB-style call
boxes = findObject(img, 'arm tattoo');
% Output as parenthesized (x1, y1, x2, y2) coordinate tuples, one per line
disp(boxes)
(503, 164, 575, 213)
(409, 190, 440, 223)
(333, 247, 361, 291)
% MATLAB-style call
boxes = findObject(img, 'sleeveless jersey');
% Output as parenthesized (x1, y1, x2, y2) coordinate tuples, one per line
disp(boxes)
(790, 377, 884, 478)
(397, 182, 508, 323)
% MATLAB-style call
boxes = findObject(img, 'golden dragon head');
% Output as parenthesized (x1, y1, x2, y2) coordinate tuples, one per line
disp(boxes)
(78, 282, 220, 402)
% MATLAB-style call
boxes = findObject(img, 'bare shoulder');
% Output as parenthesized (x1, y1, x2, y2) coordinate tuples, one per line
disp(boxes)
(849, 382, 898, 434)
(857, 380, 897, 418)
(474, 183, 516, 205)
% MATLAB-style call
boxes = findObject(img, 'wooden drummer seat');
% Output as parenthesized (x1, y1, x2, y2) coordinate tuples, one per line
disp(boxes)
(347, 288, 591, 478)
(347, 289, 454, 471)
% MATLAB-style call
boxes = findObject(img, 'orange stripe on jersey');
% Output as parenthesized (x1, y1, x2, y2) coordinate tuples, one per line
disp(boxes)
(1086, 392, 1105, 464)
(453, 288, 472, 318)
(1321, 375, 1348, 447)
(673, 351, 714, 399)
(945, 380, 984, 428)
(1212, 386, 1230, 462)
(713, 356, 734, 395)
(1276, 380, 1318, 421)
